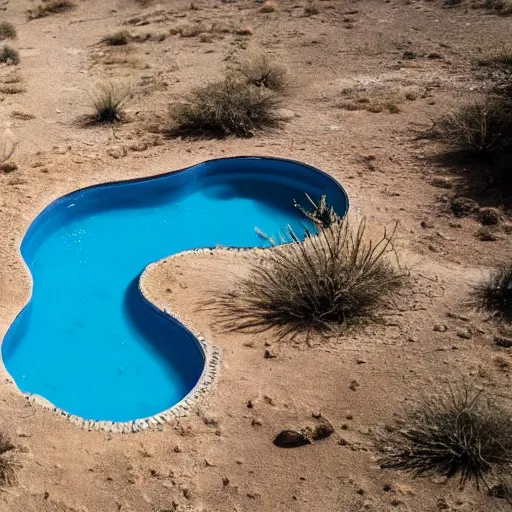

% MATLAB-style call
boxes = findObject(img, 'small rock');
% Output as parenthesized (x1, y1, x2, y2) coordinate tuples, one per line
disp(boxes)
(427, 52, 443, 59)
(251, 418, 263, 427)
(456, 328, 472, 340)
(356, 359, 367, 364)
(273, 430, 311, 448)
(405, 92, 417, 101)
(338, 437, 349, 446)
(420, 220, 434, 229)
(433, 324, 448, 332)
(199, 33, 213, 43)
(311, 411, 322, 419)
(402, 50, 416, 60)
(235, 26, 253, 35)
(349, 380, 359, 391)
(264, 348, 277, 359)
(312, 419, 334, 441)
(182, 487, 192, 499)
(106, 146, 127, 159)
(129, 141, 148, 152)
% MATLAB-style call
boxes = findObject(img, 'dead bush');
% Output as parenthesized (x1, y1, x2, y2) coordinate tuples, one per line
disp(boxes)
(294, 194, 338, 229)
(381, 384, 512, 487)
(0, 22, 16, 40)
(88, 82, 130, 124)
(239, 53, 289, 92)
(436, 98, 512, 156)
(102, 30, 131, 46)
(169, 77, 282, 138)
(471, 263, 512, 321)
(216, 217, 405, 338)
(0, 45, 19, 65)
(0, 434, 19, 486)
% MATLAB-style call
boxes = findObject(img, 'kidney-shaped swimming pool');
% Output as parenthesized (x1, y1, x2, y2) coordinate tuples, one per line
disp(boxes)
(2, 157, 349, 423)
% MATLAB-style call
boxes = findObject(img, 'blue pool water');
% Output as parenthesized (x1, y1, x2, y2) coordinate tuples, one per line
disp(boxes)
(2, 157, 349, 422)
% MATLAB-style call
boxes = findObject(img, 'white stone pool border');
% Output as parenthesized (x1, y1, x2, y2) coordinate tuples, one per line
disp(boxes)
(22, 248, 225, 434)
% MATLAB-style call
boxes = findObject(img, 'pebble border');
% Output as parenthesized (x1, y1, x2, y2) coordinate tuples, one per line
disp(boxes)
(23, 247, 233, 434)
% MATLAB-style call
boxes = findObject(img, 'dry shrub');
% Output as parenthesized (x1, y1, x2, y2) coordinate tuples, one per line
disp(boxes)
(0, 45, 19, 65)
(239, 53, 289, 92)
(28, 0, 75, 19)
(471, 264, 512, 321)
(381, 384, 512, 487)
(216, 217, 405, 338)
(89, 82, 130, 124)
(0, 21, 16, 40)
(294, 194, 338, 229)
(0, 434, 19, 485)
(102, 30, 131, 46)
(436, 98, 512, 156)
(0, 130, 17, 172)
(0, 85, 24, 94)
(169, 77, 281, 138)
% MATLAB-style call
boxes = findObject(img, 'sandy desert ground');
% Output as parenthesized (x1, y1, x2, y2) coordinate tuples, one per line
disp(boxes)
(0, 0, 511, 511)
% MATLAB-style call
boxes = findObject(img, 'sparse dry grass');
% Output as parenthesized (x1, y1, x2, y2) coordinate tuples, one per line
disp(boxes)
(216, 217, 405, 338)
(102, 30, 131, 46)
(436, 98, 512, 156)
(239, 53, 289, 92)
(0, 21, 16, 40)
(0, 85, 25, 94)
(0, 434, 19, 486)
(88, 82, 131, 124)
(381, 384, 512, 487)
(471, 264, 512, 321)
(28, 0, 75, 19)
(0, 129, 18, 172)
(0, 45, 19, 65)
(338, 87, 403, 114)
(169, 77, 282, 138)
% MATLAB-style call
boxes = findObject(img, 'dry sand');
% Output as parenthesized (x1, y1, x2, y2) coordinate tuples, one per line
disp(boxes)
(0, 0, 511, 510)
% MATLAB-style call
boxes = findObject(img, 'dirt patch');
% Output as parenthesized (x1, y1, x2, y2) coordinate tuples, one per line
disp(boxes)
(0, 0, 511, 511)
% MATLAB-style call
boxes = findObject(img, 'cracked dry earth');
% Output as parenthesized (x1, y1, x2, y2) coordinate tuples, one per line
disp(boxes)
(0, 0, 511, 511)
